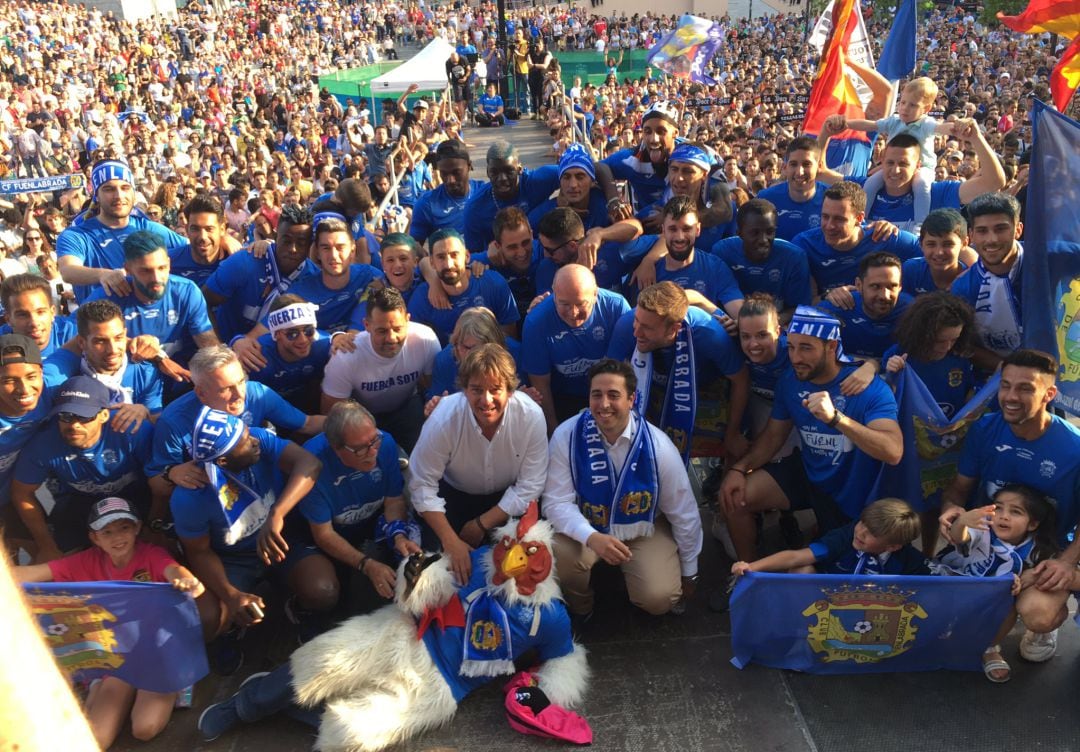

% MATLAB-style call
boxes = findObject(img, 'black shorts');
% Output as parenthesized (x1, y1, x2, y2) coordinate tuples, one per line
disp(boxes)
(760, 452, 850, 534)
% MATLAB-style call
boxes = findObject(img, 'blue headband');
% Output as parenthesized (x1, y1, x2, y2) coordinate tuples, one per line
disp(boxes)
(788, 305, 857, 364)
(312, 210, 348, 241)
(669, 144, 713, 172)
(559, 143, 596, 181)
(190, 406, 245, 464)
(90, 160, 134, 199)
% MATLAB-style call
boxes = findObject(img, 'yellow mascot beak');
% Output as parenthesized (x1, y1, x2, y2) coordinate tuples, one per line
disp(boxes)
(501, 543, 528, 579)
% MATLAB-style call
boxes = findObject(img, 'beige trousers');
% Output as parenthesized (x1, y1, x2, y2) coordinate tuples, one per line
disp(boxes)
(553, 516, 682, 616)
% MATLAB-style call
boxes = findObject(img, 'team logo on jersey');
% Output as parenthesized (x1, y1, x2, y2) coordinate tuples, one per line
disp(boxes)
(167, 309, 179, 326)
(833, 395, 847, 413)
(803, 583, 926, 664)
(101, 449, 119, 467)
(1040, 460, 1057, 478)
(591, 325, 606, 341)
(947, 369, 964, 388)
(768, 269, 781, 283)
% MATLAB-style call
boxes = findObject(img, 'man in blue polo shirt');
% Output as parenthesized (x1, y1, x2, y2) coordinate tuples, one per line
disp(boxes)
(756, 136, 836, 241)
(407, 229, 519, 345)
(817, 252, 912, 361)
(793, 181, 921, 296)
(464, 141, 558, 252)
(939, 349, 1080, 666)
(171, 407, 322, 644)
(409, 140, 485, 246)
(607, 281, 749, 463)
(57, 159, 186, 302)
(471, 207, 542, 320)
(168, 195, 239, 287)
(712, 199, 811, 321)
(202, 204, 317, 343)
(476, 82, 505, 126)
(717, 306, 902, 565)
(0, 274, 78, 358)
(522, 264, 630, 433)
(246, 295, 332, 415)
(11, 376, 152, 559)
(86, 230, 219, 369)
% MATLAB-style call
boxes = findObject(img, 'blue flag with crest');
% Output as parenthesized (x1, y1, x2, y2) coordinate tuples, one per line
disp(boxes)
(730, 572, 1013, 673)
(23, 581, 208, 693)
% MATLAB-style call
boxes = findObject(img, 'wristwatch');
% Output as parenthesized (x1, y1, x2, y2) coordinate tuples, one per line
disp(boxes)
(161, 464, 176, 486)
(828, 410, 844, 428)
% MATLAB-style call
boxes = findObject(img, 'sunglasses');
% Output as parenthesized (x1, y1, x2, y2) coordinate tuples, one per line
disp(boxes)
(340, 433, 382, 456)
(283, 326, 316, 341)
(58, 411, 98, 424)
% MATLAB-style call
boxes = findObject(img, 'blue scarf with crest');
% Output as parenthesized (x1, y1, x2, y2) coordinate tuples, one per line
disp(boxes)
(630, 321, 695, 464)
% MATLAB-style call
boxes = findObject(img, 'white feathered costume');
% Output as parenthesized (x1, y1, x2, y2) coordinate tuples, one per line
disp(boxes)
(288, 501, 590, 751)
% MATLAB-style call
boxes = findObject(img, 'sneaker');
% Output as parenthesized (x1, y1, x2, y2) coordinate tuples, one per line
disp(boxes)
(708, 575, 738, 614)
(711, 516, 738, 561)
(198, 697, 240, 741)
(211, 630, 245, 676)
(1020, 628, 1058, 662)
(284, 596, 323, 644)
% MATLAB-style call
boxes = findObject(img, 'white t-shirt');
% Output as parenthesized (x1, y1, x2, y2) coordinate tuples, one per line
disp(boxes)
(321, 323, 440, 413)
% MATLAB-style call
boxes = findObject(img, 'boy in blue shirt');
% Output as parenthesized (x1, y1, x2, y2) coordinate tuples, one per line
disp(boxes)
(731, 498, 928, 576)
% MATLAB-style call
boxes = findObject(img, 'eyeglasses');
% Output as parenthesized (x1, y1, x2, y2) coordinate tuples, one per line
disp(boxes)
(58, 411, 97, 424)
(283, 326, 316, 341)
(540, 236, 583, 257)
(340, 433, 382, 456)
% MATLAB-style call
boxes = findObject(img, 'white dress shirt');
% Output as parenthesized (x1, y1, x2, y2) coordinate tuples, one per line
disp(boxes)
(542, 413, 703, 577)
(408, 391, 548, 517)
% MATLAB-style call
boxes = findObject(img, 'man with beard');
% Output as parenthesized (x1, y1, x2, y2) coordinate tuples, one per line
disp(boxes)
(409, 140, 485, 246)
(57, 160, 186, 303)
(716, 306, 902, 567)
(938, 350, 1080, 666)
(608, 281, 749, 463)
(321, 287, 440, 452)
(633, 143, 733, 244)
(818, 252, 911, 362)
(712, 199, 811, 323)
(407, 230, 518, 345)
(168, 196, 241, 286)
(463, 141, 558, 252)
(202, 204, 318, 343)
(471, 208, 541, 320)
(601, 102, 686, 216)
(232, 217, 383, 372)
(86, 231, 218, 369)
(636, 197, 743, 322)
(12, 376, 153, 560)
(245, 295, 333, 415)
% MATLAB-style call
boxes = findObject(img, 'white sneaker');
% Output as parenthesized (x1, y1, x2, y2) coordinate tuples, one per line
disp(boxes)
(711, 517, 738, 560)
(1019, 628, 1058, 662)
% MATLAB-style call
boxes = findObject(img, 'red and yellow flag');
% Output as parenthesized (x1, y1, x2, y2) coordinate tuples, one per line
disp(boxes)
(802, 0, 870, 141)
(999, 0, 1080, 112)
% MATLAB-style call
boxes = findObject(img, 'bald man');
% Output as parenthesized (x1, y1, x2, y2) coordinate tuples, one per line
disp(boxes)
(521, 265, 631, 433)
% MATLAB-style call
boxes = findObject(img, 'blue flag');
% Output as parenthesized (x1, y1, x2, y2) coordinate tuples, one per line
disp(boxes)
(23, 581, 208, 693)
(869, 368, 999, 512)
(730, 572, 1013, 673)
(876, 0, 917, 81)
(1021, 100, 1080, 416)
(646, 15, 725, 85)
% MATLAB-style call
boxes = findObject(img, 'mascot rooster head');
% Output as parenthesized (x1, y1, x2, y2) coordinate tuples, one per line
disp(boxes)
(487, 501, 559, 605)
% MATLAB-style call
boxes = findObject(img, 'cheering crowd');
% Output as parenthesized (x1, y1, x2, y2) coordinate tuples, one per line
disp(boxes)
(2, 0, 1079, 747)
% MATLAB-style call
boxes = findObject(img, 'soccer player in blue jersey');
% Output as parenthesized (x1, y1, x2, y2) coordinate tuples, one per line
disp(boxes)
(57, 160, 186, 302)
(608, 281, 749, 463)
(601, 102, 684, 215)
(471, 207, 541, 321)
(939, 350, 1080, 666)
(12, 376, 152, 560)
(409, 140, 485, 245)
(793, 181, 921, 296)
(756, 136, 835, 242)
(522, 264, 629, 433)
(464, 141, 559, 252)
(712, 200, 811, 322)
(86, 231, 219, 367)
(167, 196, 238, 287)
(532, 207, 639, 294)
(717, 306, 902, 565)
(245, 295, 332, 415)
(818, 252, 912, 363)
(407, 229, 519, 345)
(43, 300, 164, 431)
(379, 234, 422, 304)
(901, 208, 971, 297)
(0, 274, 77, 358)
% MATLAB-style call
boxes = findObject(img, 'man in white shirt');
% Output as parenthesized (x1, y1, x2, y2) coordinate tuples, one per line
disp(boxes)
(321, 287, 439, 452)
(408, 343, 548, 584)
(543, 358, 702, 618)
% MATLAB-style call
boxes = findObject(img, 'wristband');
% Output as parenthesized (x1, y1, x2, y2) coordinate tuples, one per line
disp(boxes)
(606, 197, 624, 208)
(358, 555, 370, 574)
(730, 466, 752, 476)
(161, 464, 176, 486)
(229, 334, 246, 347)
(474, 517, 489, 535)
(828, 410, 844, 428)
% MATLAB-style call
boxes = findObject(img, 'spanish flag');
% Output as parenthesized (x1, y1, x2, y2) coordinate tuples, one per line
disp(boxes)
(802, 0, 870, 142)
(999, 0, 1080, 112)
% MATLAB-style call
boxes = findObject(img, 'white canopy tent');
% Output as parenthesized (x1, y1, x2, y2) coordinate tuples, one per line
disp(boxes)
(370, 37, 455, 94)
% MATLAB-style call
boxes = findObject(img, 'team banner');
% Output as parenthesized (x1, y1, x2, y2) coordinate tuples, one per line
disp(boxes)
(0, 173, 85, 195)
(869, 368, 999, 512)
(23, 581, 208, 693)
(1020, 101, 1080, 415)
(730, 572, 1013, 673)
(646, 15, 725, 85)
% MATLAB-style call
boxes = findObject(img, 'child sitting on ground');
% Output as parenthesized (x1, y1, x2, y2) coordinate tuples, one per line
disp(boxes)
(932, 484, 1058, 683)
(731, 498, 929, 577)
(14, 497, 204, 748)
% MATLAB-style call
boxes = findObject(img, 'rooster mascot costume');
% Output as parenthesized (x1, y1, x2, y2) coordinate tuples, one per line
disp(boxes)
(199, 501, 590, 750)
